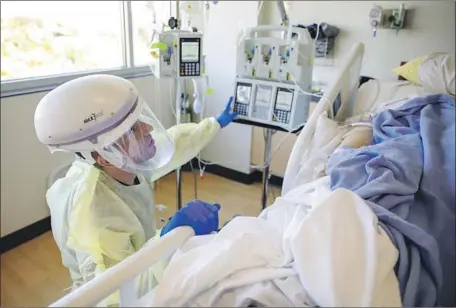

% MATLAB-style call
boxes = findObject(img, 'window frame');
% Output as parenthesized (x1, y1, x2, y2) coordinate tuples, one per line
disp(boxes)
(1, 0, 170, 98)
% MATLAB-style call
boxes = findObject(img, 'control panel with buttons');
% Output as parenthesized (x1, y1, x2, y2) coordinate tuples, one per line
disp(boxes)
(273, 87, 293, 124)
(179, 62, 200, 77)
(232, 77, 311, 132)
(179, 37, 201, 77)
(234, 102, 249, 116)
(273, 109, 291, 124)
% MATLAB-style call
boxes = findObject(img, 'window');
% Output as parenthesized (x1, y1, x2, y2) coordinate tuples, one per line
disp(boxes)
(1, 1, 173, 97)
(131, 1, 172, 67)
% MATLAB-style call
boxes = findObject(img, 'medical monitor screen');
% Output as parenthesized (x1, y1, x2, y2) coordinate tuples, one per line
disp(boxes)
(236, 83, 252, 104)
(255, 86, 272, 107)
(275, 88, 294, 111)
(180, 40, 200, 62)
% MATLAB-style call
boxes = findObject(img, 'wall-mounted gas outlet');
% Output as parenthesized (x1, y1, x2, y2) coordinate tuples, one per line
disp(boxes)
(383, 4, 409, 29)
(369, 3, 410, 37)
(369, 5, 383, 37)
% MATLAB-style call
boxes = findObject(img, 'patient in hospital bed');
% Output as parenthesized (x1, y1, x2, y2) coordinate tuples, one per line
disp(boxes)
(141, 114, 400, 307)
(144, 93, 454, 308)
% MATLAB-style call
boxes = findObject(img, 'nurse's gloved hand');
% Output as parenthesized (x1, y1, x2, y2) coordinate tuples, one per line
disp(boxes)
(216, 96, 238, 128)
(160, 200, 221, 237)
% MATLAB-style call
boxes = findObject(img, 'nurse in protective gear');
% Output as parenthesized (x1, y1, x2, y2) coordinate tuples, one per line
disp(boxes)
(33, 74, 237, 305)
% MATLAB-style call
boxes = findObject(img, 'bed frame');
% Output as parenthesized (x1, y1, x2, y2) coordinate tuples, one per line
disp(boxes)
(48, 42, 366, 308)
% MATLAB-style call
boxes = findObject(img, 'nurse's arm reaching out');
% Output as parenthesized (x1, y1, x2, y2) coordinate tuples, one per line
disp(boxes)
(148, 96, 237, 182)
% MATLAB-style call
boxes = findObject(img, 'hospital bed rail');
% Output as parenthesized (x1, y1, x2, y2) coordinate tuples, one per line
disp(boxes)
(282, 42, 365, 194)
(48, 42, 365, 308)
(49, 227, 195, 307)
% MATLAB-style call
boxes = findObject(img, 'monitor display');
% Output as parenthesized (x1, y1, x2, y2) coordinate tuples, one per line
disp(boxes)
(275, 88, 294, 111)
(236, 84, 252, 104)
(256, 85, 272, 107)
(181, 41, 200, 62)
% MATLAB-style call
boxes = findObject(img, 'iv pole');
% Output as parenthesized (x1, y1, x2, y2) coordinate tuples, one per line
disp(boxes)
(174, 0, 183, 210)
(173, 1, 216, 210)
(259, 0, 289, 210)
(276, 0, 289, 27)
(174, 0, 290, 211)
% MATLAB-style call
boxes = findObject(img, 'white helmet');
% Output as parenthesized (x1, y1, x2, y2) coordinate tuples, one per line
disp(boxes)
(34, 74, 175, 175)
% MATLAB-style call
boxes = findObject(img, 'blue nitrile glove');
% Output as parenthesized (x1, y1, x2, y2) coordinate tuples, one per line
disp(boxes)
(160, 200, 221, 237)
(216, 96, 238, 128)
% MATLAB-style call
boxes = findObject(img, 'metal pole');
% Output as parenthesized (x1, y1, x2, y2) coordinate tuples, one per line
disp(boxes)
(276, 0, 289, 26)
(261, 128, 273, 210)
(176, 168, 182, 209)
(175, 78, 183, 210)
(176, 0, 181, 29)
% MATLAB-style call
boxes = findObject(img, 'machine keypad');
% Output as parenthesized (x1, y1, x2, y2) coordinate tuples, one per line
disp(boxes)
(180, 63, 200, 76)
(234, 103, 249, 116)
(274, 109, 290, 124)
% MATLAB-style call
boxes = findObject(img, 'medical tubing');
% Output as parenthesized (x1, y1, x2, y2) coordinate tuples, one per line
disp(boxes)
(314, 23, 320, 53)
(250, 61, 330, 170)
(250, 131, 295, 170)
(258, 1, 264, 21)
(249, 44, 331, 169)
(189, 159, 198, 199)
(169, 78, 177, 119)
(364, 78, 381, 113)
(370, 80, 419, 114)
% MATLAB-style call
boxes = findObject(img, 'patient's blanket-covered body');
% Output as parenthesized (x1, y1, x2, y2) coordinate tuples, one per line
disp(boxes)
(327, 94, 456, 307)
(147, 181, 401, 307)
(145, 94, 453, 307)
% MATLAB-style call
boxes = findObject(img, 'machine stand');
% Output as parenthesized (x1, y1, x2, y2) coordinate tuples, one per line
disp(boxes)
(261, 128, 273, 210)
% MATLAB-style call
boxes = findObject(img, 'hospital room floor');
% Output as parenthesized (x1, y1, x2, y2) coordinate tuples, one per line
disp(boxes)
(1, 171, 278, 307)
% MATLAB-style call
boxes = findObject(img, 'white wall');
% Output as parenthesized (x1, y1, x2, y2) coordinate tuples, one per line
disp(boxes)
(199, 1, 260, 174)
(252, 0, 456, 177)
(267, 0, 455, 83)
(0, 76, 175, 237)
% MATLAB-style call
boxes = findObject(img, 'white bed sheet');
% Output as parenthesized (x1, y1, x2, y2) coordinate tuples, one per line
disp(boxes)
(145, 180, 401, 307)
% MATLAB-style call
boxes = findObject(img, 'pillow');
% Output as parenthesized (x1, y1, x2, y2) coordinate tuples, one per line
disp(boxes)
(353, 80, 431, 115)
(393, 56, 425, 85)
(393, 52, 455, 96)
(419, 52, 455, 96)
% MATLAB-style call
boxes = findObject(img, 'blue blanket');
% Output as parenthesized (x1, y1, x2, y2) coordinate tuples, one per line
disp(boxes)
(327, 94, 455, 307)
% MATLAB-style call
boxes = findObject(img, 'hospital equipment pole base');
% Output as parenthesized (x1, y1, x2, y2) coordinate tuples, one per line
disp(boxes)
(233, 118, 303, 211)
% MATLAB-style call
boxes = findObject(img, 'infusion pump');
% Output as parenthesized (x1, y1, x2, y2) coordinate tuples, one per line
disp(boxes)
(149, 30, 204, 79)
(233, 25, 315, 131)
(234, 78, 311, 131)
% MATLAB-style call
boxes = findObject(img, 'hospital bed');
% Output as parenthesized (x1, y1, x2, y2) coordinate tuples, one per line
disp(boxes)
(49, 43, 454, 307)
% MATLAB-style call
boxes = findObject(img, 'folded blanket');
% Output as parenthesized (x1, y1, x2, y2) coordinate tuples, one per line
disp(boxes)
(327, 94, 455, 306)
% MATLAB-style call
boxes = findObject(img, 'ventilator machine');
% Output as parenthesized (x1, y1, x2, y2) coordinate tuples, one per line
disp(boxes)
(233, 25, 315, 132)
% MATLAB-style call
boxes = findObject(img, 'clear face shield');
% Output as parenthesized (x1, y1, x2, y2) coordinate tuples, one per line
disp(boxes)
(94, 98, 175, 175)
